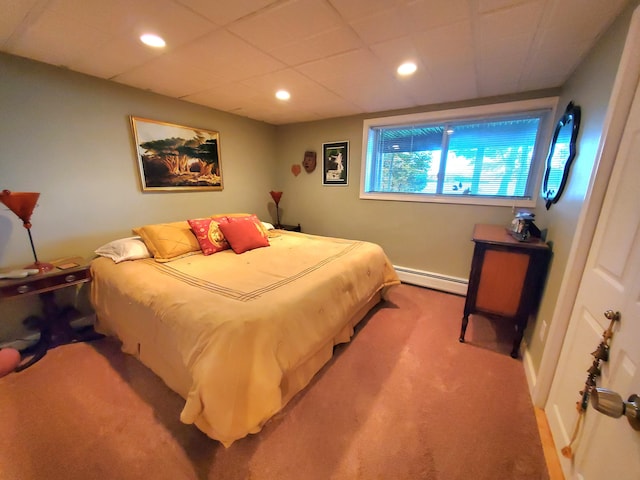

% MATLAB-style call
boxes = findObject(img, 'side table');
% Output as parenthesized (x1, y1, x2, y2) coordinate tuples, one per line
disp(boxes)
(0, 256, 103, 371)
(459, 224, 550, 358)
(277, 223, 302, 232)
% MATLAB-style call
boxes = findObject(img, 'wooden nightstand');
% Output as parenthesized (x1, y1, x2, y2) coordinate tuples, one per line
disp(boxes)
(0, 257, 102, 371)
(459, 224, 550, 358)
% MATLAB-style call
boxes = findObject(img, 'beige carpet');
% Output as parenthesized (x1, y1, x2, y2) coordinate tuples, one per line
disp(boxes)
(0, 284, 549, 480)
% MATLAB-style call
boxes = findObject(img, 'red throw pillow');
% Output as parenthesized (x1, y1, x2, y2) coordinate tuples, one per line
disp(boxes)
(188, 217, 230, 255)
(218, 220, 270, 254)
(226, 213, 269, 238)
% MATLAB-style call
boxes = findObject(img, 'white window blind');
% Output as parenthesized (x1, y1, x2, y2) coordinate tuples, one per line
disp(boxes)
(361, 99, 557, 207)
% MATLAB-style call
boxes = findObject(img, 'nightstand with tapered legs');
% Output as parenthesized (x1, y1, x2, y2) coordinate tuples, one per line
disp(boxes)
(459, 224, 550, 358)
(0, 257, 103, 371)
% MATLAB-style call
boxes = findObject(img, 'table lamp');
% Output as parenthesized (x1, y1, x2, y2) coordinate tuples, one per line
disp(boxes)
(0, 190, 54, 272)
(269, 190, 283, 228)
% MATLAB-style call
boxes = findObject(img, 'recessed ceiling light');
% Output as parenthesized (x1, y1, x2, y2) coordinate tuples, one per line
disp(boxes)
(397, 62, 417, 76)
(140, 34, 166, 48)
(275, 90, 291, 101)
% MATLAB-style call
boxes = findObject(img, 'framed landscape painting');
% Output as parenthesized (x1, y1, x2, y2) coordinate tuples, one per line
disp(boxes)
(130, 116, 223, 192)
(322, 141, 349, 186)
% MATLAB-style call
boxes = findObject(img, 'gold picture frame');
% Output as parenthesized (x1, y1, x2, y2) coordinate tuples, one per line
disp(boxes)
(130, 116, 223, 192)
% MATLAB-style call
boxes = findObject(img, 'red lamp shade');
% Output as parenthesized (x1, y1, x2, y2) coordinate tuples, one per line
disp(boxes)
(0, 190, 54, 272)
(269, 190, 283, 205)
(0, 190, 39, 228)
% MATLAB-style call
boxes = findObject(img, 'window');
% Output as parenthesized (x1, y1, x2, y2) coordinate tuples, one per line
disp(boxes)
(360, 98, 558, 207)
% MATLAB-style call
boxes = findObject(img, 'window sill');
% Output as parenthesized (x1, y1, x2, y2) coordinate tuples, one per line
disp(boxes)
(359, 191, 537, 208)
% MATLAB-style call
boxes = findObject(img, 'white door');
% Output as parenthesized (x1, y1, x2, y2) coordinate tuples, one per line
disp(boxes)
(545, 16, 640, 479)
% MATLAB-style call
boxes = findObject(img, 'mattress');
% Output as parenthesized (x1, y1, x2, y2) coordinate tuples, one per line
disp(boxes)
(90, 230, 400, 446)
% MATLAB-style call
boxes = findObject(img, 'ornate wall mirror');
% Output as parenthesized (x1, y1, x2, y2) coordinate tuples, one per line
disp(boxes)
(542, 101, 581, 209)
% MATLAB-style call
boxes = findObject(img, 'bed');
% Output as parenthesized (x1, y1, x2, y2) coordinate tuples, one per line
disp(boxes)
(90, 215, 399, 447)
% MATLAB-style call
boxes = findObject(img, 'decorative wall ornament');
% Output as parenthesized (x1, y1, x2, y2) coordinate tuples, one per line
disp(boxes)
(303, 151, 317, 173)
(291, 164, 301, 176)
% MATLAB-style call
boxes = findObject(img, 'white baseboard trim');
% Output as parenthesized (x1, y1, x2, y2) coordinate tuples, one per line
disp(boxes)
(394, 265, 468, 296)
(522, 341, 538, 396)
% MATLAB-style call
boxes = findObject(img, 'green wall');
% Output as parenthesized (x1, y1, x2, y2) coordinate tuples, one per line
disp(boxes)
(273, 92, 558, 280)
(526, 0, 640, 371)
(272, 2, 639, 376)
(0, 53, 277, 341)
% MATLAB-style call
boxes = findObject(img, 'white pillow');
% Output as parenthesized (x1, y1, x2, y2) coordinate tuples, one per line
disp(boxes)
(261, 221, 275, 230)
(94, 236, 152, 263)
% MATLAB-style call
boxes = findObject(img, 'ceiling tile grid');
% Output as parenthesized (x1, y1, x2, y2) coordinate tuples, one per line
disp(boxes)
(0, 0, 631, 124)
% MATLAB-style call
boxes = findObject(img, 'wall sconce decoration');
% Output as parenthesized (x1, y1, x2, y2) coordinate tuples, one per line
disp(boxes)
(0, 190, 54, 272)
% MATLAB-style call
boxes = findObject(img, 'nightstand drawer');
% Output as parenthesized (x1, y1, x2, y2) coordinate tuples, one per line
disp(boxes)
(0, 262, 91, 299)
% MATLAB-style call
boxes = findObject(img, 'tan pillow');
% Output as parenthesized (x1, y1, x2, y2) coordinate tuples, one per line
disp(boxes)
(133, 220, 201, 262)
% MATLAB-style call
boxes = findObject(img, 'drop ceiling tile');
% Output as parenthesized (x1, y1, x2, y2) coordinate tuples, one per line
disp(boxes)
(228, 0, 343, 51)
(519, 38, 585, 90)
(0, 0, 630, 125)
(405, 0, 471, 31)
(0, 0, 42, 45)
(239, 68, 327, 99)
(425, 60, 478, 102)
(187, 85, 323, 124)
(172, 29, 285, 84)
(411, 21, 473, 68)
(328, 0, 405, 21)
(296, 48, 390, 84)
(305, 98, 364, 120)
(113, 55, 217, 98)
(323, 73, 416, 113)
(348, 6, 413, 45)
(541, 0, 628, 34)
(47, 0, 215, 45)
(46, 0, 149, 35)
(478, 0, 534, 14)
(369, 36, 424, 74)
(125, 1, 216, 49)
(477, 0, 544, 44)
(477, 61, 521, 97)
(183, 82, 264, 113)
(69, 36, 161, 79)
(174, 0, 279, 26)
(269, 25, 362, 66)
(478, 33, 532, 67)
(7, 7, 112, 68)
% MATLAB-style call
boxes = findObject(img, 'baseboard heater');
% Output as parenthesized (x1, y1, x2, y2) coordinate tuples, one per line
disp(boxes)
(394, 265, 468, 296)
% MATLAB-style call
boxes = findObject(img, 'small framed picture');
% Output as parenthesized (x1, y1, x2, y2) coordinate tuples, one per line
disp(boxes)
(322, 141, 349, 186)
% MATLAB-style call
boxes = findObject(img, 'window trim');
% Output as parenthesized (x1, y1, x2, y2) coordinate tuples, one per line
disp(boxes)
(360, 97, 559, 207)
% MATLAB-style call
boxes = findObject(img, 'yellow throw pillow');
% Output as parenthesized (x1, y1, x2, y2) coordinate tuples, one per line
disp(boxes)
(133, 220, 201, 262)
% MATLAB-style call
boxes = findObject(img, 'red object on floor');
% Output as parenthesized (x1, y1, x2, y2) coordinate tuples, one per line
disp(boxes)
(0, 348, 20, 377)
